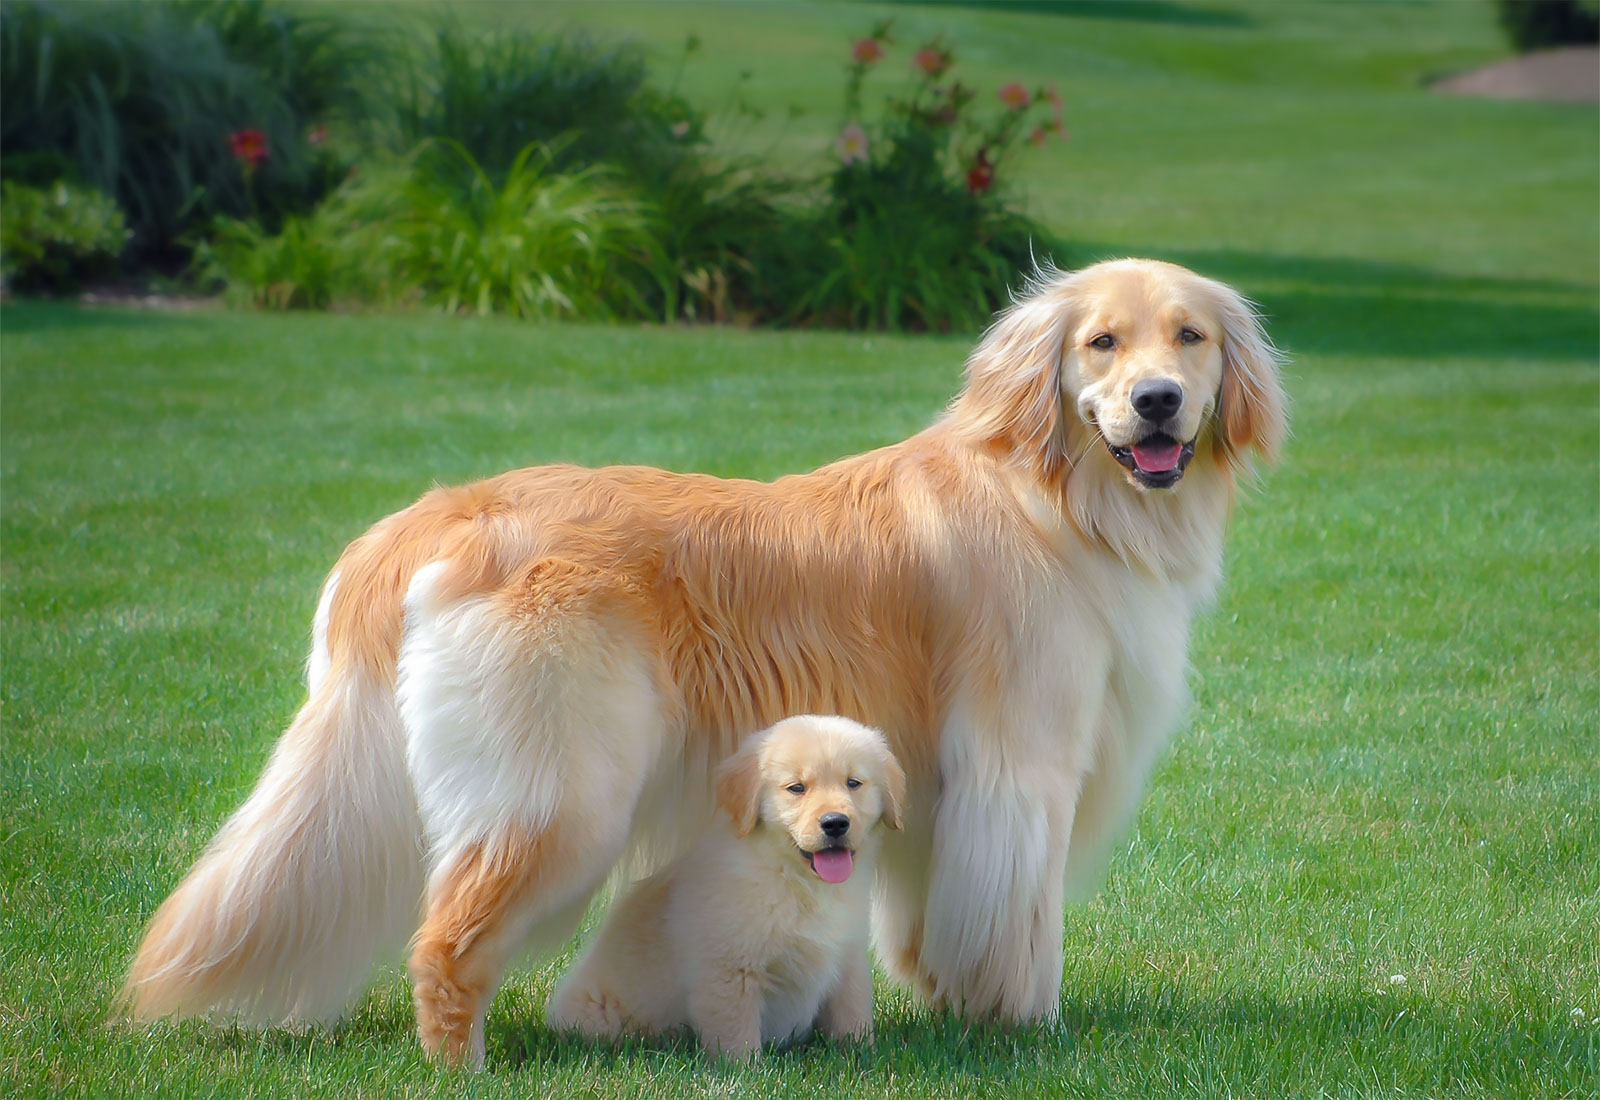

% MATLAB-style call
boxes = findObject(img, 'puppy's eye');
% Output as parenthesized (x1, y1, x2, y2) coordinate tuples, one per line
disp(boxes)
(1089, 334, 1115, 350)
(846, 778, 862, 790)
(1179, 327, 1204, 345)
(785, 783, 806, 795)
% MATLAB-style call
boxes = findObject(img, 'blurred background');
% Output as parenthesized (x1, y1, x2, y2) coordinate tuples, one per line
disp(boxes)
(3, 0, 1595, 341)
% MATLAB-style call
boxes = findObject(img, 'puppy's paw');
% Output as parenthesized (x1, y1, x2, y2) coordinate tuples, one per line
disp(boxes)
(547, 986, 629, 1039)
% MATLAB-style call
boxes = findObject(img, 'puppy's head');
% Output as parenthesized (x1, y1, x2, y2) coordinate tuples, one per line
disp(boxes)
(950, 257, 1287, 491)
(715, 715, 906, 885)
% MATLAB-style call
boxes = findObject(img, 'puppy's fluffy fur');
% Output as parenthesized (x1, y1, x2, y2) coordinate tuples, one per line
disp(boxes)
(120, 259, 1286, 1068)
(546, 715, 905, 1061)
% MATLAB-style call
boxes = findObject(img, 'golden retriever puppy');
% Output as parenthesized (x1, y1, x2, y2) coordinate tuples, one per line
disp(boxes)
(546, 715, 905, 1061)
(121, 259, 1286, 1069)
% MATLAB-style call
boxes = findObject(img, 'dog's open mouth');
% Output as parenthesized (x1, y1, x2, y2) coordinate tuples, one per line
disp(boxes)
(1106, 432, 1196, 489)
(803, 845, 855, 884)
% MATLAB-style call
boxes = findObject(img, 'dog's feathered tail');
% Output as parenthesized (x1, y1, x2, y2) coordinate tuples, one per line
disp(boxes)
(118, 667, 423, 1026)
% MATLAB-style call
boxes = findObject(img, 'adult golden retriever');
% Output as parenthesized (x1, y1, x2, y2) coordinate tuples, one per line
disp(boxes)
(546, 714, 904, 1065)
(121, 258, 1286, 1066)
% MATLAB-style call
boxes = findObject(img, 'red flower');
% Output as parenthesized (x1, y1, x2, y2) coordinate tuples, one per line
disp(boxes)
(997, 81, 1031, 110)
(913, 46, 950, 78)
(852, 37, 884, 64)
(228, 129, 269, 168)
(966, 150, 994, 194)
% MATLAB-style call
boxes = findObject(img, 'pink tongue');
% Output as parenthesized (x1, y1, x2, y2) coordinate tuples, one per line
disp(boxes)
(1132, 440, 1182, 473)
(810, 848, 854, 884)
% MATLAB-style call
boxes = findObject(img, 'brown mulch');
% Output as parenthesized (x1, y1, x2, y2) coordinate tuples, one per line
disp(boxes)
(1431, 45, 1598, 101)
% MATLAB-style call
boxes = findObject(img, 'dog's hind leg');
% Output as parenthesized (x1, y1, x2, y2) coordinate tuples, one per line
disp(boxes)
(408, 820, 623, 1067)
(397, 559, 670, 1067)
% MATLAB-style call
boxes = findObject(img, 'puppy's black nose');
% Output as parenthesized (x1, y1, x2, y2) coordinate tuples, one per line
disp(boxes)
(1131, 379, 1183, 421)
(820, 813, 850, 838)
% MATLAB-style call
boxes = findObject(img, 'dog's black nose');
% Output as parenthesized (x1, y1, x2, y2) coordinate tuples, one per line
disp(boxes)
(1131, 379, 1183, 421)
(820, 813, 850, 838)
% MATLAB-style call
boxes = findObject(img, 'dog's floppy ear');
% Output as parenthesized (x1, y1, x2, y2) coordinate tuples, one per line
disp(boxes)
(1211, 280, 1288, 467)
(878, 745, 907, 831)
(946, 267, 1076, 485)
(714, 736, 765, 837)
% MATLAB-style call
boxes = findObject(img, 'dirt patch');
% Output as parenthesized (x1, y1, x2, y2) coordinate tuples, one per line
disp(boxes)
(1431, 45, 1598, 101)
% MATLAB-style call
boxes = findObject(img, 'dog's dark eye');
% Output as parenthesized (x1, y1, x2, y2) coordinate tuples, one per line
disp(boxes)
(1179, 327, 1204, 345)
(786, 783, 805, 795)
(846, 778, 862, 790)
(1089, 333, 1115, 350)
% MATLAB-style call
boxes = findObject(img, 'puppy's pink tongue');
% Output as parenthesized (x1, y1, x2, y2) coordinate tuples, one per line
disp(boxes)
(811, 848, 853, 884)
(1132, 439, 1182, 473)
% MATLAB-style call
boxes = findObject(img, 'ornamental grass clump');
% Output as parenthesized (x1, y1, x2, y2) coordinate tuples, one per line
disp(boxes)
(200, 139, 656, 320)
(374, 139, 655, 320)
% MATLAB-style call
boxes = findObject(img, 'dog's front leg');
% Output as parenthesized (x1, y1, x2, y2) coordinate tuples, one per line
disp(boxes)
(688, 966, 764, 1062)
(816, 940, 873, 1043)
(920, 768, 1070, 1024)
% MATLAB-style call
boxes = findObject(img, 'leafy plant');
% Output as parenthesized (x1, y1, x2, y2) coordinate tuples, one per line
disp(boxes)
(1495, 0, 1600, 51)
(0, 0, 369, 264)
(789, 23, 1064, 332)
(376, 139, 657, 320)
(199, 140, 656, 320)
(0, 179, 131, 292)
(388, 25, 697, 185)
(191, 204, 384, 311)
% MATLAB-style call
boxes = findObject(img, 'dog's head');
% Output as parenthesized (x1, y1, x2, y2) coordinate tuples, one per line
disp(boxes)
(948, 258, 1287, 492)
(714, 715, 906, 885)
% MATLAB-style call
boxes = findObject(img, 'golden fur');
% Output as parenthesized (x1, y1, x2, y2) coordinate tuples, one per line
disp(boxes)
(546, 715, 905, 1061)
(120, 258, 1286, 1068)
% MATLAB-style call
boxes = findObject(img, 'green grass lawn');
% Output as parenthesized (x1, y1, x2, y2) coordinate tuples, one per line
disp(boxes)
(3, 2, 1597, 1097)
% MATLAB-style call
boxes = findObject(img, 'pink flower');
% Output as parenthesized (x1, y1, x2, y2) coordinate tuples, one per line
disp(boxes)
(671, 120, 691, 139)
(966, 150, 994, 194)
(306, 125, 327, 146)
(852, 37, 884, 64)
(1027, 126, 1048, 147)
(997, 82, 1031, 110)
(228, 128, 269, 168)
(913, 46, 950, 78)
(835, 123, 870, 165)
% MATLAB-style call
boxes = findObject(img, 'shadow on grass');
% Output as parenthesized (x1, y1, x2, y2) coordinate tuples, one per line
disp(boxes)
(888, 0, 1251, 29)
(476, 989, 1590, 1087)
(5, 248, 1596, 365)
(164, 979, 1590, 1093)
(0, 300, 214, 336)
(1066, 244, 1600, 362)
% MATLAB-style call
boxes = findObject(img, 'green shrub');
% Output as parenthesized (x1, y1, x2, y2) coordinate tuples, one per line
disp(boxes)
(389, 25, 697, 185)
(200, 140, 655, 320)
(192, 206, 384, 311)
(0, 0, 370, 263)
(381, 140, 657, 319)
(1, 179, 131, 293)
(1496, 0, 1600, 51)
(785, 24, 1063, 332)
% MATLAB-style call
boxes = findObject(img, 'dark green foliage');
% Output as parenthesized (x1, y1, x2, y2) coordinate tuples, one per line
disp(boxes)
(782, 26, 1063, 331)
(197, 140, 655, 319)
(0, 179, 130, 292)
(389, 25, 697, 186)
(0, 0, 366, 264)
(1496, 0, 1600, 51)
(795, 122, 1045, 331)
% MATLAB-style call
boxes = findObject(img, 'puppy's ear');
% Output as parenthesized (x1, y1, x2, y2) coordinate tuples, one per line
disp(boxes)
(878, 745, 907, 831)
(714, 738, 764, 837)
(1212, 280, 1288, 467)
(946, 266, 1076, 485)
